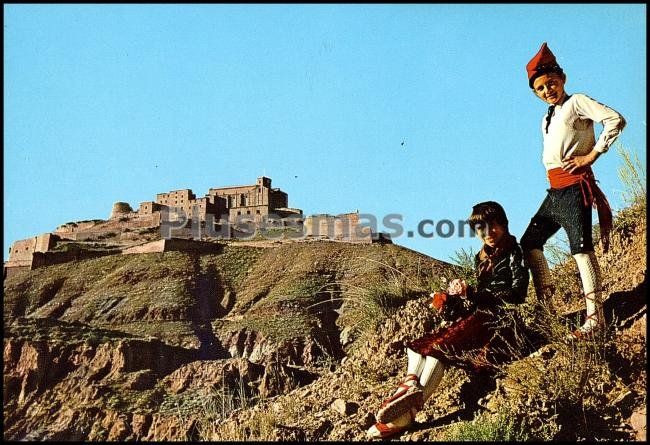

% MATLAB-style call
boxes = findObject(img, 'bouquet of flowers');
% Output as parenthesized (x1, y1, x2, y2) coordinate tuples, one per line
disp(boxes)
(429, 279, 474, 321)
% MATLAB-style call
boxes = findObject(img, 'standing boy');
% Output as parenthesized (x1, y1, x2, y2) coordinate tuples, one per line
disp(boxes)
(520, 42, 626, 340)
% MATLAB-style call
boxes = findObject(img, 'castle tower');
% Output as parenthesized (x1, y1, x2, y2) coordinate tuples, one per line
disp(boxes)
(256, 176, 271, 188)
(110, 202, 134, 219)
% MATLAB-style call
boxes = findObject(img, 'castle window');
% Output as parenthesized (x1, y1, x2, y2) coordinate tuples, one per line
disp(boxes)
(256, 210, 260, 214)
(240, 194, 247, 206)
(247, 211, 251, 215)
(237, 211, 241, 216)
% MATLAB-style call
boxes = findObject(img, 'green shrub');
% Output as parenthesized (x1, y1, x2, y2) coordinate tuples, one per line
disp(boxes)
(444, 410, 530, 441)
(84, 332, 103, 348)
(448, 246, 478, 287)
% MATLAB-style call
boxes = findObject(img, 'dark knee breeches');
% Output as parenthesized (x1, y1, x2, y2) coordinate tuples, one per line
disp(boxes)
(521, 184, 593, 255)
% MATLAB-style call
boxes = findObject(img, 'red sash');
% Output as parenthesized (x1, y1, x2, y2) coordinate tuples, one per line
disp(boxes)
(547, 167, 613, 252)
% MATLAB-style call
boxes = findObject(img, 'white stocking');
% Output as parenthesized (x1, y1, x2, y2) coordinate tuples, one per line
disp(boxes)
(383, 348, 425, 398)
(384, 348, 425, 399)
(419, 356, 446, 402)
(573, 251, 603, 332)
(406, 347, 425, 377)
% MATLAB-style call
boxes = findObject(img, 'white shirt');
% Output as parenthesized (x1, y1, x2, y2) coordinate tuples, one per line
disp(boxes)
(541, 93, 626, 171)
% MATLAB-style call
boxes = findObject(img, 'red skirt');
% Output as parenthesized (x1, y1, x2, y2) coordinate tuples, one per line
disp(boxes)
(406, 309, 511, 373)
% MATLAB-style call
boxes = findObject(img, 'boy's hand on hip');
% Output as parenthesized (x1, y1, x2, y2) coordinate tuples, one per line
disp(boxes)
(562, 150, 600, 173)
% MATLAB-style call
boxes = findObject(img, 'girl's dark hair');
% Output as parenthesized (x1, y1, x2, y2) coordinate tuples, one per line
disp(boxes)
(468, 201, 509, 229)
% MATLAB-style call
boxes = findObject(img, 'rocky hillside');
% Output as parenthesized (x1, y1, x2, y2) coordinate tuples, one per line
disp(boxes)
(3, 202, 646, 441)
(200, 203, 647, 442)
(3, 241, 452, 440)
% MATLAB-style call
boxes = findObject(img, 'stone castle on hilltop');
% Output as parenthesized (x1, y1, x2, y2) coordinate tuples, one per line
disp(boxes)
(57, 176, 302, 236)
(5, 176, 388, 278)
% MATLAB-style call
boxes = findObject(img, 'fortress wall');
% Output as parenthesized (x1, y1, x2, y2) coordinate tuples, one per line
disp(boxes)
(122, 240, 167, 255)
(56, 221, 103, 233)
(156, 189, 195, 207)
(56, 214, 162, 241)
(31, 250, 120, 268)
(3, 264, 31, 279)
(56, 232, 98, 241)
(111, 212, 161, 230)
(4, 266, 29, 279)
(8, 234, 60, 263)
(76, 221, 102, 232)
(35, 234, 59, 252)
(210, 185, 260, 208)
(7, 238, 37, 262)
(111, 211, 139, 221)
(228, 205, 270, 222)
(122, 239, 223, 255)
(211, 185, 258, 195)
(126, 213, 161, 228)
(138, 201, 163, 215)
(305, 213, 372, 243)
(268, 189, 288, 209)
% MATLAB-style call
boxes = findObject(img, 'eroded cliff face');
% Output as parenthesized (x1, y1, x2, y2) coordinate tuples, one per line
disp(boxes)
(3, 242, 451, 440)
(2, 320, 328, 440)
(3, 326, 195, 440)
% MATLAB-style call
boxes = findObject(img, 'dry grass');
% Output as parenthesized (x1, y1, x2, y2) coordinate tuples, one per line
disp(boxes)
(330, 260, 431, 346)
(196, 378, 305, 440)
(214, 311, 317, 343)
(616, 143, 646, 209)
(206, 409, 277, 441)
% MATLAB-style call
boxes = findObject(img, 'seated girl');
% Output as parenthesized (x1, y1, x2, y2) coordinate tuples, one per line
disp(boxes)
(367, 201, 530, 439)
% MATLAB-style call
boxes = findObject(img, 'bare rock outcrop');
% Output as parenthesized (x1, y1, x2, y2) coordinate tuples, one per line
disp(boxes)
(3, 325, 200, 441)
(160, 358, 265, 394)
(220, 328, 331, 366)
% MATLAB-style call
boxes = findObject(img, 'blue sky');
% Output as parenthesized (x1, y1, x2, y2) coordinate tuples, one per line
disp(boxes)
(4, 4, 646, 262)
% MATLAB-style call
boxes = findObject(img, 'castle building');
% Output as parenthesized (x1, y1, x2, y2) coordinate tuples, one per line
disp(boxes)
(134, 176, 301, 223)
(206, 176, 302, 222)
(146, 189, 220, 221)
